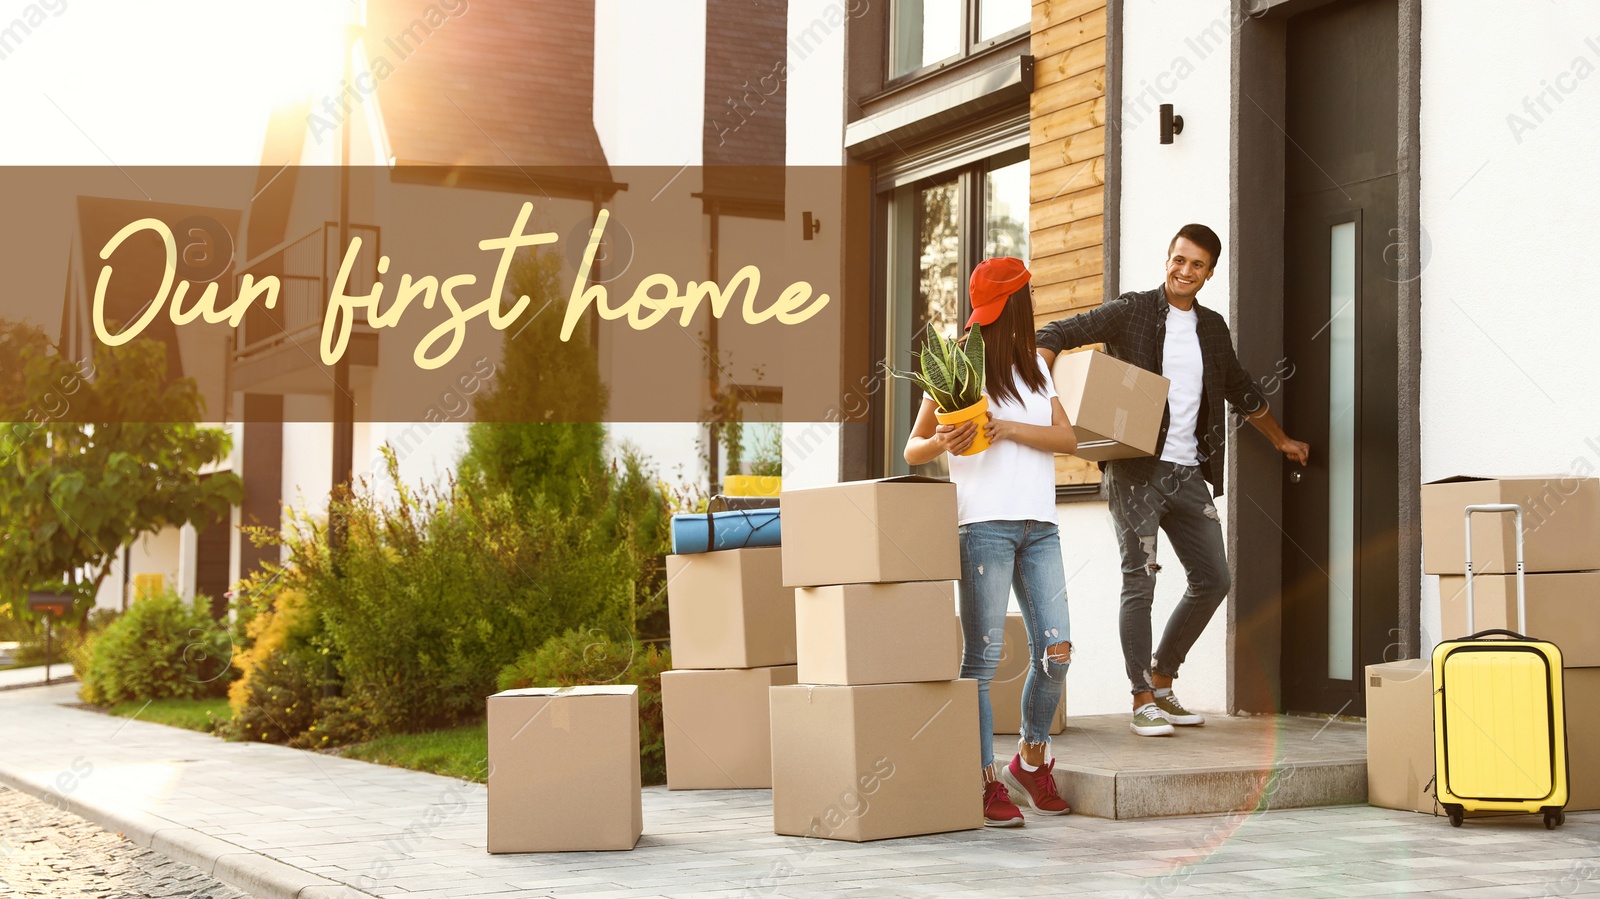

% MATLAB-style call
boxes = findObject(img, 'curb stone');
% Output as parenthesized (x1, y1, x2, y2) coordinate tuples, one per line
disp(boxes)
(0, 762, 374, 899)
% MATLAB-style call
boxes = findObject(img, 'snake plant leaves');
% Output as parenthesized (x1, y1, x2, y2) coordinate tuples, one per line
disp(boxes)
(886, 323, 988, 413)
(964, 323, 985, 396)
(921, 343, 952, 398)
(919, 346, 957, 412)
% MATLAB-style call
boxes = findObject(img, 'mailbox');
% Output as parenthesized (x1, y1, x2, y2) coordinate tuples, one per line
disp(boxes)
(27, 591, 73, 616)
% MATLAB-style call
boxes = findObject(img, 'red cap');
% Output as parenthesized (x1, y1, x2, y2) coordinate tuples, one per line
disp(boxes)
(967, 257, 1032, 327)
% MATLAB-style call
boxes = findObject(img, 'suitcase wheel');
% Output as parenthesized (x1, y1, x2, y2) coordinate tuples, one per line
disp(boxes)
(1543, 809, 1565, 830)
(1446, 805, 1464, 828)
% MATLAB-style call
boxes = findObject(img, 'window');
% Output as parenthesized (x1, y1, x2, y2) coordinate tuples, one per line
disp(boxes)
(890, 0, 1031, 79)
(883, 147, 1029, 477)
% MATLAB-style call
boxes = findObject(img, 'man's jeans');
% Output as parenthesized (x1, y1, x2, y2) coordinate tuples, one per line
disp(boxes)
(957, 520, 1072, 770)
(1106, 461, 1231, 695)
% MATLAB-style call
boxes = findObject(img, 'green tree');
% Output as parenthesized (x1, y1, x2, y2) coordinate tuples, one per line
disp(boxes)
(0, 319, 53, 409)
(458, 252, 674, 638)
(459, 250, 609, 515)
(0, 328, 243, 620)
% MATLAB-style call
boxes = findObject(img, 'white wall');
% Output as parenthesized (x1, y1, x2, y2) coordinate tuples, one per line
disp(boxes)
(592, 1, 712, 491)
(90, 527, 184, 611)
(1049, 0, 1237, 718)
(782, 0, 856, 488)
(1117, 1, 1234, 299)
(1418, 0, 1600, 653)
(593, 0, 708, 168)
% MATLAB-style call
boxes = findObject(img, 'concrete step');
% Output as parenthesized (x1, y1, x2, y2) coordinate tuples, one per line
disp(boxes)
(993, 712, 1367, 819)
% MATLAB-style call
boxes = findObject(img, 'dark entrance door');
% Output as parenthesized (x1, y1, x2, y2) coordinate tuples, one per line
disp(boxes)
(196, 510, 232, 620)
(1279, 0, 1401, 715)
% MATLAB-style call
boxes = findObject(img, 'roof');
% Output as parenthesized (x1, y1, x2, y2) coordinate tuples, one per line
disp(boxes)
(365, 0, 611, 177)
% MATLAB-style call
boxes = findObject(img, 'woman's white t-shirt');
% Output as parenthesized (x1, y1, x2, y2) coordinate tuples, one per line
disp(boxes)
(946, 355, 1060, 526)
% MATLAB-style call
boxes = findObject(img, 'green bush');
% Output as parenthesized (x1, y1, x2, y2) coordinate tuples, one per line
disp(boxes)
(276, 449, 635, 735)
(223, 648, 323, 744)
(77, 590, 231, 705)
(222, 584, 331, 742)
(498, 628, 672, 785)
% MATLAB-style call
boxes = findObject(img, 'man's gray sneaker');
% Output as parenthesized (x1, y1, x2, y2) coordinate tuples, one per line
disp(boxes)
(1153, 692, 1205, 726)
(1131, 702, 1175, 737)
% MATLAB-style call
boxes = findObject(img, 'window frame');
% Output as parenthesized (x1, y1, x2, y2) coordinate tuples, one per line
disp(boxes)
(885, 0, 1031, 87)
(872, 139, 1031, 481)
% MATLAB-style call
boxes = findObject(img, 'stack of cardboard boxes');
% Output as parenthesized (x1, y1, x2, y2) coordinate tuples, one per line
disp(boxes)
(771, 476, 983, 841)
(1367, 475, 1600, 813)
(660, 546, 798, 789)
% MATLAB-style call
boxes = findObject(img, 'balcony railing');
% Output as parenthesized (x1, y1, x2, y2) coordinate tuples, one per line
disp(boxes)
(234, 222, 380, 357)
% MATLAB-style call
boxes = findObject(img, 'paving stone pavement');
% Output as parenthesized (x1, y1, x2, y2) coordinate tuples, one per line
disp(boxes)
(0, 784, 251, 898)
(2, 682, 1599, 898)
(0, 665, 71, 691)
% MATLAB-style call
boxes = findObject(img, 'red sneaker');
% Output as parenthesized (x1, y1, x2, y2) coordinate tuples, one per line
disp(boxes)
(979, 777, 1017, 825)
(983, 779, 1025, 827)
(1002, 755, 1072, 815)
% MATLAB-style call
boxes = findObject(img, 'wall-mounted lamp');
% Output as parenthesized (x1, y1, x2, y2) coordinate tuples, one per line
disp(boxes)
(1160, 104, 1184, 144)
(802, 211, 821, 240)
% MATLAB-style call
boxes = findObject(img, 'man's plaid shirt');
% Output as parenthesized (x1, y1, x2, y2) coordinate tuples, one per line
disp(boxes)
(1036, 285, 1267, 496)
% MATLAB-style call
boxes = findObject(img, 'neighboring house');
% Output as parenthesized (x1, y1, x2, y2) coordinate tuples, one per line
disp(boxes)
(61, 0, 795, 613)
(59, 196, 242, 615)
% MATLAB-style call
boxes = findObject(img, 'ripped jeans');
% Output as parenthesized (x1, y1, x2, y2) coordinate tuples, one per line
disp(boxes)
(957, 520, 1071, 769)
(1106, 461, 1231, 695)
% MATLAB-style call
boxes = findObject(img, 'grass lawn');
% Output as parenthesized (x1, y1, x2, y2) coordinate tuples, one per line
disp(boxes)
(342, 723, 488, 783)
(92, 696, 489, 782)
(105, 697, 232, 734)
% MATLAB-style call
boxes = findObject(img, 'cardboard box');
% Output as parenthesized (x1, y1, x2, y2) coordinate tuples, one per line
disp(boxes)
(780, 477, 959, 588)
(1566, 667, 1600, 811)
(961, 612, 1068, 735)
(662, 665, 797, 789)
(796, 582, 960, 685)
(1437, 572, 1600, 665)
(487, 686, 641, 852)
(1364, 659, 1434, 814)
(1420, 476, 1600, 575)
(666, 547, 796, 669)
(769, 680, 982, 841)
(1051, 349, 1170, 461)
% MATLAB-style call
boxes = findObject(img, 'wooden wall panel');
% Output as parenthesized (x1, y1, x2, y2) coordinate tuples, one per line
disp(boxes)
(1032, 0, 1108, 487)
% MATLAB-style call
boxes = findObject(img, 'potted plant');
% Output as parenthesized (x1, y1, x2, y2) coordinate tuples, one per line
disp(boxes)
(889, 324, 991, 456)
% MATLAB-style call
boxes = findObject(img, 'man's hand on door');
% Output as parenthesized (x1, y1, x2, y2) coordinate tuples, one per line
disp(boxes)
(1276, 437, 1311, 466)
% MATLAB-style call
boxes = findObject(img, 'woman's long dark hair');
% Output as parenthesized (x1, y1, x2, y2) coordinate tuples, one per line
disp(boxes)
(981, 284, 1047, 407)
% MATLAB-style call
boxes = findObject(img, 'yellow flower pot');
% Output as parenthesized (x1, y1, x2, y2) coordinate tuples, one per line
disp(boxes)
(934, 396, 991, 456)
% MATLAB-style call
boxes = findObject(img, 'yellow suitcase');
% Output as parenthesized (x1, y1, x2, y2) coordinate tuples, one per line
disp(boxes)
(1432, 504, 1569, 828)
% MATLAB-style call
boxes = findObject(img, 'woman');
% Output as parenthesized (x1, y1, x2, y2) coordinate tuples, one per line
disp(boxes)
(903, 258, 1078, 827)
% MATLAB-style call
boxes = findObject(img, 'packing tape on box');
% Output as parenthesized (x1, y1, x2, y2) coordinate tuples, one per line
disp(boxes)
(551, 698, 571, 731)
(1112, 408, 1129, 441)
(1122, 364, 1139, 389)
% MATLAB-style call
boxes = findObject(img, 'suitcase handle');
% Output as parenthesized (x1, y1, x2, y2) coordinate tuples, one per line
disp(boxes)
(1463, 504, 1526, 635)
(1463, 628, 1531, 642)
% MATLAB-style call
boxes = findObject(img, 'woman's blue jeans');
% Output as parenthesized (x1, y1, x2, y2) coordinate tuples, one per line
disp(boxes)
(957, 519, 1072, 770)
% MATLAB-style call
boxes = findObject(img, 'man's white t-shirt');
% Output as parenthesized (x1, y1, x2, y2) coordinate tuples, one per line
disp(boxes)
(1160, 304, 1204, 467)
(947, 355, 1060, 526)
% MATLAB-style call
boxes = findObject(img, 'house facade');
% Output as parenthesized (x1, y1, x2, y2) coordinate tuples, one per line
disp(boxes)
(785, 0, 1600, 718)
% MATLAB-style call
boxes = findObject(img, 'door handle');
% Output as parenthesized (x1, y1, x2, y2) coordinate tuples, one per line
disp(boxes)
(1289, 469, 1305, 484)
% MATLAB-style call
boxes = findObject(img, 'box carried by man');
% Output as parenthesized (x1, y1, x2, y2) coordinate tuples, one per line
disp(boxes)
(1050, 349, 1170, 461)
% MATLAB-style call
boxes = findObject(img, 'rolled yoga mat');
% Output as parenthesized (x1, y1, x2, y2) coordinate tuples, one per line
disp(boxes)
(670, 508, 781, 554)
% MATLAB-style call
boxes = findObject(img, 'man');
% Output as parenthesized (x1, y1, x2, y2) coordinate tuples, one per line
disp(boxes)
(1036, 224, 1309, 736)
